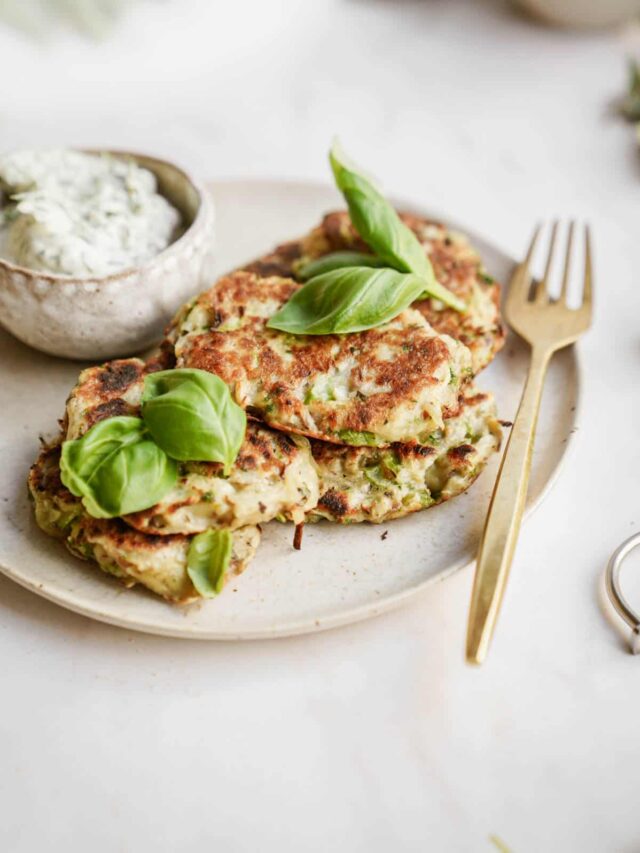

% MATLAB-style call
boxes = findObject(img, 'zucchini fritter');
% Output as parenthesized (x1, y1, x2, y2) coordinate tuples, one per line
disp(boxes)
(244, 211, 504, 374)
(64, 358, 319, 532)
(308, 388, 501, 524)
(171, 271, 473, 447)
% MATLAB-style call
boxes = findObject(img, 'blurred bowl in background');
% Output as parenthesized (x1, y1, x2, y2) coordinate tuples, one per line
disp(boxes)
(514, 0, 640, 28)
(0, 150, 214, 361)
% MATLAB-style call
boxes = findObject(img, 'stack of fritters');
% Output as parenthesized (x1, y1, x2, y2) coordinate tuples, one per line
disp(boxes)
(29, 358, 318, 603)
(29, 211, 504, 603)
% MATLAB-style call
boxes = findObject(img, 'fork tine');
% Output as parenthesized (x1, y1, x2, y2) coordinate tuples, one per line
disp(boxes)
(524, 223, 541, 266)
(559, 221, 575, 304)
(511, 224, 541, 298)
(582, 224, 593, 311)
(535, 220, 558, 304)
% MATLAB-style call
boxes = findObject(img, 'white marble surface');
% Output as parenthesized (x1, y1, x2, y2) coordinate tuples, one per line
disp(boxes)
(0, 2, 639, 850)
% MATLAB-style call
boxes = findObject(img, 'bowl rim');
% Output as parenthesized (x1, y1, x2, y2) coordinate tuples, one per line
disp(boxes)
(0, 148, 210, 285)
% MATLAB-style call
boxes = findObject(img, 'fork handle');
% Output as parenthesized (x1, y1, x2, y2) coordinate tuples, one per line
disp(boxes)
(466, 345, 552, 664)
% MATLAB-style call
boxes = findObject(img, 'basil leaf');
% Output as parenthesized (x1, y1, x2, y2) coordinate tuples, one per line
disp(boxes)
(297, 251, 384, 281)
(329, 143, 465, 313)
(267, 266, 426, 335)
(187, 529, 233, 598)
(330, 152, 430, 277)
(60, 416, 178, 518)
(141, 368, 246, 474)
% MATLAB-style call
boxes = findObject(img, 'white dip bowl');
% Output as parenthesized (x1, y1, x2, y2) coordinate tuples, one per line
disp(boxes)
(0, 150, 214, 360)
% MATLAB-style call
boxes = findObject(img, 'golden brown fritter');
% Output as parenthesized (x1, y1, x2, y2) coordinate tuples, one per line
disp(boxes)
(243, 210, 505, 373)
(172, 271, 473, 446)
(308, 387, 501, 524)
(63, 358, 319, 533)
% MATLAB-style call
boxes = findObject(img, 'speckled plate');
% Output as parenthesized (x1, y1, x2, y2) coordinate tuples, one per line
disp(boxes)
(0, 180, 580, 639)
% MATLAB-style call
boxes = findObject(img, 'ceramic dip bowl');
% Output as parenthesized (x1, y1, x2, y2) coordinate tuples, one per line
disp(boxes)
(0, 150, 214, 360)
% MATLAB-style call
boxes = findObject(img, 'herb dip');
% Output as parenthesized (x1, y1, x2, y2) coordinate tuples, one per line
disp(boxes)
(0, 149, 182, 277)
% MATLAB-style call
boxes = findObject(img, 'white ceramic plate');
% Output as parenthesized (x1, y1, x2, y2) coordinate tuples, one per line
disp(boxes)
(0, 180, 579, 639)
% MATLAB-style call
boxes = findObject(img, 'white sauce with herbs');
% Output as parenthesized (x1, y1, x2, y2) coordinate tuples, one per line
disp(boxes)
(0, 149, 182, 277)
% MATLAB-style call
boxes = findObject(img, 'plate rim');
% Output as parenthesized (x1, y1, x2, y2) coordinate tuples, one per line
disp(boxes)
(0, 177, 582, 640)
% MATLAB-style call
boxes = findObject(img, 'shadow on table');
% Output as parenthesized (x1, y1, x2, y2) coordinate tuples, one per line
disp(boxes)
(0, 566, 438, 657)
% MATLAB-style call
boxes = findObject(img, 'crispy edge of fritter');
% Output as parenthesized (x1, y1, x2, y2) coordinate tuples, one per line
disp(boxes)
(63, 358, 147, 439)
(63, 347, 177, 439)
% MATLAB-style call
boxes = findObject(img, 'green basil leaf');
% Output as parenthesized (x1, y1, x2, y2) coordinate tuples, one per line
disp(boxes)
(187, 529, 233, 598)
(267, 266, 426, 335)
(141, 368, 246, 474)
(60, 416, 178, 518)
(297, 251, 384, 281)
(329, 143, 465, 313)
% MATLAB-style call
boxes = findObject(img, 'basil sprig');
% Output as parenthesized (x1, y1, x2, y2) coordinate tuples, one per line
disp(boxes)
(268, 266, 426, 335)
(60, 417, 178, 518)
(329, 143, 465, 312)
(187, 529, 233, 598)
(269, 145, 465, 337)
(60, 368, 246, 519)
(142, 369, 246, 474)
(296, 251, 384, 281)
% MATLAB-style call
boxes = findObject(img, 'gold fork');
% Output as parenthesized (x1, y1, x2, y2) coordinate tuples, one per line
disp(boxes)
(466, 222, 593, 665)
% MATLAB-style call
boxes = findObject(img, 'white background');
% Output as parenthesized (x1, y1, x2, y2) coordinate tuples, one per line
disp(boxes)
(1, 1, 639, 850)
